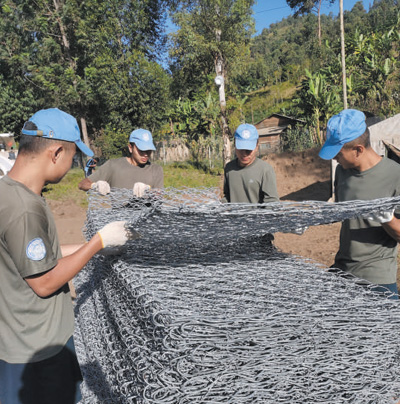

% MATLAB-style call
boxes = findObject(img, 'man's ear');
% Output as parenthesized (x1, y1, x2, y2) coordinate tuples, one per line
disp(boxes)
(355, 144, 364, 156)
(50, 144, 64, 164)
(128, 143, 133, 154)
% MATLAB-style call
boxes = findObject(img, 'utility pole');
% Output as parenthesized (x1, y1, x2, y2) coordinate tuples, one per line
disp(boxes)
(340, 0, 348, 109)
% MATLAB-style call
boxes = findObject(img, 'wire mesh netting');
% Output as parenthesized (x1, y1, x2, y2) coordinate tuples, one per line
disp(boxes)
(74, 187, 400, 403)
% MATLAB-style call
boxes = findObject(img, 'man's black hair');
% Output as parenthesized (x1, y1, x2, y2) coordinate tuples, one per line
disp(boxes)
(19, 121, 76, 155)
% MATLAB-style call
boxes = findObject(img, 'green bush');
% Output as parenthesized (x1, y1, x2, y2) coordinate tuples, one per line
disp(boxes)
(281, 125, 317, 152)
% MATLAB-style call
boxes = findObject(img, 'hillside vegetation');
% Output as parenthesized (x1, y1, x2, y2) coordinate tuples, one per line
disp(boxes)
(1, 0, 400, 161)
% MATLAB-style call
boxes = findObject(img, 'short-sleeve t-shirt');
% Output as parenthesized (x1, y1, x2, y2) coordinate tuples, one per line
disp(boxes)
(334, 157, 400, 284)
(0, 176, 74, 363)
(88, 158, 163, 189)
(223, 158, 279, 204)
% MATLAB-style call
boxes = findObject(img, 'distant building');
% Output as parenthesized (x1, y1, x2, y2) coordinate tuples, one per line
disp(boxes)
(254, 114, 305, 155)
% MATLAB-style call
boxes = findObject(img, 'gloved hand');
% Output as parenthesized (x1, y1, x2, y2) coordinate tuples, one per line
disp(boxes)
(364, 209, 394, 224)
(133, 182, 151, 197)
(97, 221, 140, 249)
(283, 226, 308, 235)
(91, 180, 111, 196)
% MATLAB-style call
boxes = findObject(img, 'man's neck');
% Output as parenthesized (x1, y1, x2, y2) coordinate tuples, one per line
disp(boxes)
(7, 159, 46, 195)
(356, 148, 382, 172)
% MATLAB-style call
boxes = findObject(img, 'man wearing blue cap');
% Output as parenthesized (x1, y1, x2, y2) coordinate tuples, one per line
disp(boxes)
(222, 123, 279, 204)
(319, 108, 400, 298)
(78, 128, 163, 197)
(0, 108, 135, 403)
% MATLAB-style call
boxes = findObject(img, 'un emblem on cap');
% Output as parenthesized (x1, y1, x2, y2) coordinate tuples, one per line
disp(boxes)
(242, 130, 251, 139)
(142, 132, 150, 141)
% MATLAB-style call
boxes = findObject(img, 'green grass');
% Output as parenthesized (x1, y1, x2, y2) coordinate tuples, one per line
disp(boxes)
(243, 81, 298, 124)
(162, 161, 223, 189)
(43, 162, 224, 204)
(42, 168, 89, 207)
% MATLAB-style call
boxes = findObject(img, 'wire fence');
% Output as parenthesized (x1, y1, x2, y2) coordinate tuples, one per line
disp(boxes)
(74, 188, 400, 403)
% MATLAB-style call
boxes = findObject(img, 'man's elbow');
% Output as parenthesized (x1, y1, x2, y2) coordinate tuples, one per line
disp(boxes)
(34, 286, 54, 298)
(78, 178, 91, 191)
(25, 274, 55, 298)
(29, 283, 54, 298)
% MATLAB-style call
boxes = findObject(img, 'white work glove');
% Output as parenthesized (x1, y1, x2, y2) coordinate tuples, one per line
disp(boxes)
(97, 221, 139, 249)
(364, 209, 394, 224)
(133, 182, 151, 197)
(91, 180, 111, 196)
(283, 226, 308, 235)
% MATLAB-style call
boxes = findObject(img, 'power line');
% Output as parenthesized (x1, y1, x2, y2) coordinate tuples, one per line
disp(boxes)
(254, 5, 291, 15)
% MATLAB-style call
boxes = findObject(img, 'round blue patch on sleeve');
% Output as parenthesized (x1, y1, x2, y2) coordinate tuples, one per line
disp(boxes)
(26, 238, 47, 261)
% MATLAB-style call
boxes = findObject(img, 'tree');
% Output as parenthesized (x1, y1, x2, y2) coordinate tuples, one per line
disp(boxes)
(0, 2, 37, 133)
(339, 0, 347, 109)
(345, 25, 399, 114)
(295, 69, 342, 144)
(169, 0, 255, 166)
(168, 93, 221, 163)
(0, 0, 171, 151)
(286, 0, 336, 45)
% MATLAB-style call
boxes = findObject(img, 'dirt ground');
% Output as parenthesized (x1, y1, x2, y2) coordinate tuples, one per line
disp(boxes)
(267, 148, 340, 268)
(49, 148, 340, 269)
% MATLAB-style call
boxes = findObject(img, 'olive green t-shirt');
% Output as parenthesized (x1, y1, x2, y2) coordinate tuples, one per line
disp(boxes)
(0, 176, 74, 363)
(223, 158, 279, 204)
(334, 157, 400, 284)
(89, 157, 163, 189)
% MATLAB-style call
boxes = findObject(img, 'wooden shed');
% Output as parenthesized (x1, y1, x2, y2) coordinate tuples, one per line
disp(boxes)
(254, 114, 304, 155)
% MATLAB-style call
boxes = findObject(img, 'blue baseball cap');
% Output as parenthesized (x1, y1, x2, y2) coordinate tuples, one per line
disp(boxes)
(22, 108, 93, 156)
(234, 123, 259, 150)
(129, 129, 156, 151)
(319, 109, 367, 160)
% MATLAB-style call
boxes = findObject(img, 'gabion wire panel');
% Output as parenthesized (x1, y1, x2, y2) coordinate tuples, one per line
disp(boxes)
(74, 188, 400, 404)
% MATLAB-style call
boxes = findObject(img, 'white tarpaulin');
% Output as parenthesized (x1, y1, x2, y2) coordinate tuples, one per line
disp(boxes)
(368, 113, 400, 155)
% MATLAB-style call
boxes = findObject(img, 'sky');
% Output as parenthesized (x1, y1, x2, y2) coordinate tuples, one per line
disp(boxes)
(252, 0, 373, 35)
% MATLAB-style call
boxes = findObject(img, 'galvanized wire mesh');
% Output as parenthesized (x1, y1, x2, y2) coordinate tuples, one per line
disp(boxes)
(74, 187, 400, 404)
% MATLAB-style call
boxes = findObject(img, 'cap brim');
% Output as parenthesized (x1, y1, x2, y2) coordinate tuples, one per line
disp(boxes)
(318, 142, 343, 160)
(134, 140, 156, 151)
(76, 139, 94, 157)
(235, 139, 257, 151)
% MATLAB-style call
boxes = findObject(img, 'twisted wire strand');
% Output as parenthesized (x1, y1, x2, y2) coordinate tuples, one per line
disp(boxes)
(74, 187, 400, 403)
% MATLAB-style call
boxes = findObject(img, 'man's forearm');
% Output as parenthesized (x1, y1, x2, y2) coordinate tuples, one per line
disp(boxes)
(383, 216, 400, 243)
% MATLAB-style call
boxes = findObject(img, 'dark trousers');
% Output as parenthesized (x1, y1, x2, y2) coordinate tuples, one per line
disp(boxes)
(0, 337, 82, 404)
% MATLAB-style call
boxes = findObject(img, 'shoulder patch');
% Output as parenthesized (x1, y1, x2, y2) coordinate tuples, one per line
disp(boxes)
(26, 238, 47, 261)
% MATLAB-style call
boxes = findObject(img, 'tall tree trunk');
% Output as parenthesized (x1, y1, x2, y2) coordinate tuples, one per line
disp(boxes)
(80, 117, 90, 149)
(215, 29, 231, 166)
(52, 0, 91, 147)
(340, 0, 348, 109)
(317, 0, 322, 46)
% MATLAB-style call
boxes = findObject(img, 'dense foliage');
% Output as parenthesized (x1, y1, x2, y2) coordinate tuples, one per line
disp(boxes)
(0, 0, 171, 157)
(1, 0, 400, 158)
